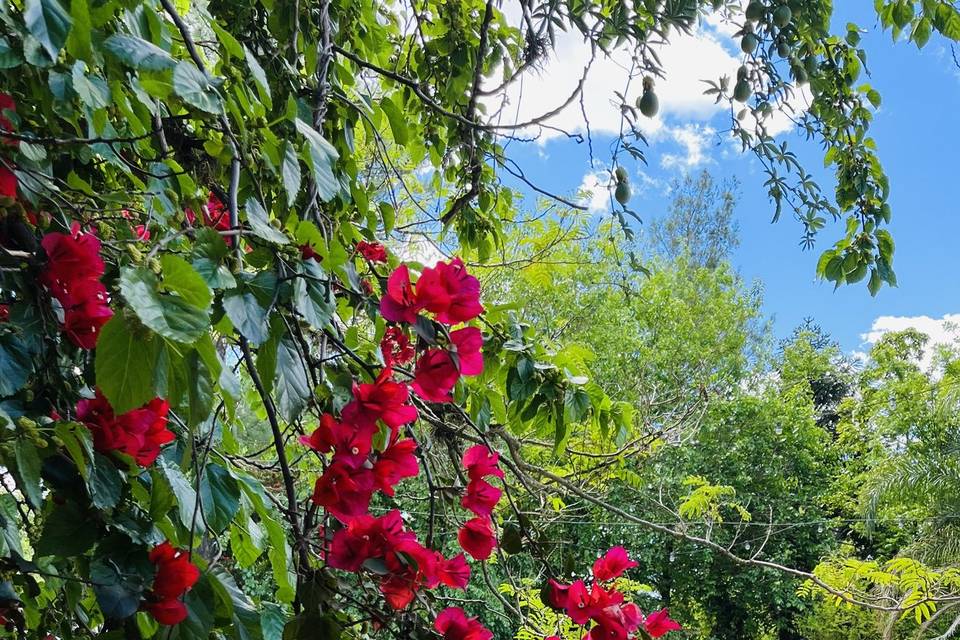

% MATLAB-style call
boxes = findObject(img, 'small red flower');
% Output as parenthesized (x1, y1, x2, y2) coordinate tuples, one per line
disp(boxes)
(341, 368, 418, 432)
(434, 607, 493, 640)
(311, 460, 376, 523)
(461, 445, 504, 481)
(461, 478, 501, 518)
(437, 553, 471, 590)
(356, 240, 387, 263)
(300, 243, 320, 261)
(144, 542, 199, 625)
(592, 546, 638, 582)
(76, 390, 173, 466)
(0, 304, 9, 322)
(379, 265, 421, 324)
(416, 258, 484, 325)
(411, 348, 460, 403)
(450, 327, 484, 375)
(186, 192, 233, 245)
(61, 280, 113, 350)
(380, 326, 414, 366)
(372, 437, 419, 496)
(644, 608, 681, 638)
(457, 517, 496, 561)
(300, 413, 374, 468)
(0, 165, 15, 199)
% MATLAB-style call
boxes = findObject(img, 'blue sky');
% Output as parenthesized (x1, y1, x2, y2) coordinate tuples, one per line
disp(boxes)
(494, 2, 960, 357)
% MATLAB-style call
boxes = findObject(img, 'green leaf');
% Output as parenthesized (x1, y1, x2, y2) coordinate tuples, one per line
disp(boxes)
(210, 20, 243, 59)
(95, 315, 160, 413)
(0, 333, 34, 396)
(244, 45, 272, 107)
(380, 95, 409, 145)
(294, 119, 339, 202)
(160, 254, 214, 309)
(35, 501, 98, 557)
(88, 452, 124, 510)
(13, 439, 43, 508)
(209, 567, 263, 640)
(201, 463, 240, 534)
(159, 457, 201, 532)
(65, 0, 91, 60)
(90, 537, 153, 620)
(169, 576, 216, 640)
(24, 0, 72, 61)
(245, 197, 289, 244)
(223, 288, 270, 345)
(293, 262, 333, 330)
(229, 513, 266, 568)
(120, 266, 210, 344)
(281, 142, 301, 207)
(238, 477, 294, 603)
(72, 60, 111, 109)
(104, 34, 176, 71)
(0, 37, 24, 69)
(56, 421, 94, 479)
(173, 60, 223, 114)
(274, 338, 310, 423)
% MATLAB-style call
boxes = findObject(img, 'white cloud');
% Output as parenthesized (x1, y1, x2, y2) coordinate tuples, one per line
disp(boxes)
(860, 314, 960, 371)
(660, 124, 717, 168)
(577, 171, 613, 213)
(484, 17, 742, 142)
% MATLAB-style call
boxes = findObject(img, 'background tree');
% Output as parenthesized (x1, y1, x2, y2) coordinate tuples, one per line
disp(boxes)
(645, 170, 740, 270)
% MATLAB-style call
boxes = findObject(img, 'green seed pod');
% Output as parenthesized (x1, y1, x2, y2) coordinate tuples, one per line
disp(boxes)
(741, 33, 759, 54)
(501, 524, 523, 554)
(777, 40, 791, 57)
(745, 1, 765, 21)
(737, 64, 749, 81)
(615, 166, 629, 183)
(614, 181, 631, 205)
(733, 79, 751, 102)
(773, 5, 792, 27)
(638, 90, 659, 117)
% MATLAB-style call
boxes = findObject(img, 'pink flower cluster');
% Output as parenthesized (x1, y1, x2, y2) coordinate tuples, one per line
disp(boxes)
(544, 547, 681, 640)
(39, 223, 113, 349)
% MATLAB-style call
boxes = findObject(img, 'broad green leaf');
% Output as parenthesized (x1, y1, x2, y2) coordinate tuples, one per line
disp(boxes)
(65, 0, 91, 61)
(24, 0, 72, 61)
(0, 333, 34, 396)
(55, 421, 94, 479)
(159, 457, 201, 532)
(200, 463, 240, 534)
(159, 254, 213, 309)
(229, 512, 266, 568)
(13, 439, 43, 508)
(168, 575, 215, 640)
(0, 37, 23, 69)
(71, 61, 110, 110)
(88, 452, 124, 510)
(120, 266, 210, 344)
(294, 118, 339, 201)
(380, 95, 409, 145)
(245, 197, 288, 244)
(173, 60, 223, 114)
(243, 45, 272, 107)
(281, 141, 301, 207)
(293, 262, 333, 330)
(223, 288, 270, 345)
(90, 537, 153, 620)
(274, 338, 310, 423)
(95, 315, 160, 413)
(210, 20, 243, 59)
(209, 567, 263, 640)
(104, 34, 176, 71)
(35, 501, 97, 557)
